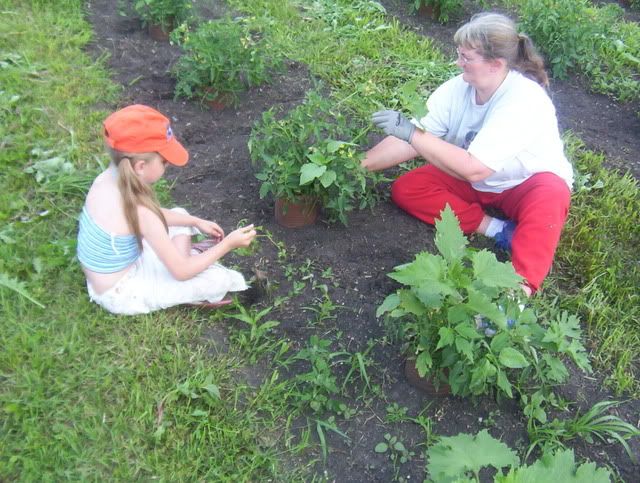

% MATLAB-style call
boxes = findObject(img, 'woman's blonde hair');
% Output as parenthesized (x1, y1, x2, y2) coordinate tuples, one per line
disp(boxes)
(454, 12, 549, 88)
(107, 147, 168, 248)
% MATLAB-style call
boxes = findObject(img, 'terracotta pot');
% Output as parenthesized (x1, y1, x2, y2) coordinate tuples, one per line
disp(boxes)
(200, 89, 231, 110)
(417, 3, 440, 21)
(274, 196, 319, 228)
(148, 19, 173, 42)
(404, 358, 451, 396)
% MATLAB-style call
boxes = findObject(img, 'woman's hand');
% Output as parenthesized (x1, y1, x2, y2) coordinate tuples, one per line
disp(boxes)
(224, 224, 257, 249)
(194, 218, 224, 241)
(372, 110, 416, 143)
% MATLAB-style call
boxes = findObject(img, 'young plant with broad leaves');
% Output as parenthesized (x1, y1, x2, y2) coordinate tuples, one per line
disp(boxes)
(249, 89, 387, 224)
(377, 205, 591, 399)
(172, 17, 281, 106)
(426, 429, 612, 482)
(132, 0, 192, 30)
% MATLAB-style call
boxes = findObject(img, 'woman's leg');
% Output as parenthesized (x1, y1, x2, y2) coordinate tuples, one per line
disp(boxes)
(495, 173, 571, 292)
(391, 165, 486, 233)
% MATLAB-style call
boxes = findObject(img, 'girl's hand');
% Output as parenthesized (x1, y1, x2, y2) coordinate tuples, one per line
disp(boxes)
(195, 218, 224, 241)
(225, 224, 257, 249)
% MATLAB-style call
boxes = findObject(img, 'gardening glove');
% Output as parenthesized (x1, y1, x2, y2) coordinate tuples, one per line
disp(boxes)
(371, 110, 416, 143)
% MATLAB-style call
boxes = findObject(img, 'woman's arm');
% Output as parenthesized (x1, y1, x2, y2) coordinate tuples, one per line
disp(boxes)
(371, 110, 494, 182)
(361, 136, 419, 172)
(409, 130, 494, 182)
(139, 207, 255, 280)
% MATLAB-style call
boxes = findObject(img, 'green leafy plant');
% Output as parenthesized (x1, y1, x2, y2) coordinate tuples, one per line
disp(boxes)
(132, 0, 192, 30)
(172, 17, 281, 105)
(227, 304, 281, 361)
(527, 400, 640, 462)
(284, 336, 353, 416)
(377, 205, 591, 399)
(519, 0, 640, 102)
(426, 429, 612, 482)
(249, 89, 387, 224)
(374, 433, 415, 479)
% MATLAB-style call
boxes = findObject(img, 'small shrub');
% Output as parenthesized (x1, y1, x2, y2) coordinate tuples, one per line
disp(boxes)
(132, 0, 192, 30)
(377, 205, 591, 399)
(426, 429, 612, 482)
(409, 0, 463, 24)
(172, 17, 281, 105)
(249, 89, 387, 225)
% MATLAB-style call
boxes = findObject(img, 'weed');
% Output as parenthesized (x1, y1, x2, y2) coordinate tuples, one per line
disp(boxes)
(227, 304, 281, 361)
(375, 433, 415, 480)
(527, 400, 640, 462)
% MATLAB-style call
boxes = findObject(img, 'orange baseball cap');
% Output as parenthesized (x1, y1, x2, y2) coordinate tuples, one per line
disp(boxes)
(103, 104, 189, 166)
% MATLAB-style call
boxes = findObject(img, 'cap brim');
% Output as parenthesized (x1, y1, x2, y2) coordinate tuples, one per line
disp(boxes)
(159, 138, 189, 166)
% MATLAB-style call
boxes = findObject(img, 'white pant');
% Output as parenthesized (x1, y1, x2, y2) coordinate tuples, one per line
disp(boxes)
(87, 209, 248, 315)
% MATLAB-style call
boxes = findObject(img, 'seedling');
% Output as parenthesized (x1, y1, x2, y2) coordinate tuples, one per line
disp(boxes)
(375, 433, 415, 479)
(227, 304, 281, 362)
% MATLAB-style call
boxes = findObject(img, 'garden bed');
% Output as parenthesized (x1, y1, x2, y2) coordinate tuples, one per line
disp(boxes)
(87, 0, 639, 480)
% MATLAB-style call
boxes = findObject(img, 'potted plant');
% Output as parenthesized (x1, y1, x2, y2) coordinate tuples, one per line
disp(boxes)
(249, 89, 387, 227)
(377, 205, 592, 399)
(132, 0, 192, 41)
(172, 17, 282, 108)
(409, 0, 462, 24)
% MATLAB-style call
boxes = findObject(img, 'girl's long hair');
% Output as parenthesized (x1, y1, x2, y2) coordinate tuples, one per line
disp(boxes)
(454, 12, 549, 88)
(108, 147, 168, 248)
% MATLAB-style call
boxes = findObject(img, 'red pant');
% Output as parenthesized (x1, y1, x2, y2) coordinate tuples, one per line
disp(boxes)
(391, 165, 571, 292)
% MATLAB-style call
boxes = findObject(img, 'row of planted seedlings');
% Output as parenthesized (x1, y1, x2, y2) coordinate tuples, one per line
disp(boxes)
(128, 0, 640, 476)
(500, 0, 640, 104)
(402, 0, 640, 104)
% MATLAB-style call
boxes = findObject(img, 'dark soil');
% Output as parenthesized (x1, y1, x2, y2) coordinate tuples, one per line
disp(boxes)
(87, 0, 639, 481)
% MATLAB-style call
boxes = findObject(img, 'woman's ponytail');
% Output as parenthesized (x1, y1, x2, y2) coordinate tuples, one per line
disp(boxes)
(516, 33, 549, 88)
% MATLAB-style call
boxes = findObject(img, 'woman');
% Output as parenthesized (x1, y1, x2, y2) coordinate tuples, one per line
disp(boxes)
(366, 13, 573, 295)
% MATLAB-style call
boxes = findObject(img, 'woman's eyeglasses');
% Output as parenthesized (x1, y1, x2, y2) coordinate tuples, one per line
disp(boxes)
(456, 48, 482, 65)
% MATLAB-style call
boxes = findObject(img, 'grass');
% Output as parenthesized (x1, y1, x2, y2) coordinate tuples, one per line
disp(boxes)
(0, 1, 308, 480)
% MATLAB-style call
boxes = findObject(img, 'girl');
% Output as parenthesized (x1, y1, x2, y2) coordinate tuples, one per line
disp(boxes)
(77, 104, 256, 315)
(367, 13, 573, 296)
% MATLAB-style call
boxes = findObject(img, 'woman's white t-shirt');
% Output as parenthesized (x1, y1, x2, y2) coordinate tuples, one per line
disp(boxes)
(413, 71, 573, 193)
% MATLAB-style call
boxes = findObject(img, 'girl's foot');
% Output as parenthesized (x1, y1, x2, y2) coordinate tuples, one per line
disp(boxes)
(186, 298, 233, 309)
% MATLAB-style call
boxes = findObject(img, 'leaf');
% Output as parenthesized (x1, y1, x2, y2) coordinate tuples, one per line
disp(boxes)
(434, 205, 468, 262)
(398, 290, 426, 316)
(415, 351, 432, 377)
(498, 348, 530, 369)
(319, 170, 337, 188)
(0, 272, 45, 308)
(375, 442, 388, 453)
(454, 337, 474, 363)
(427, 430, 519, 480)
(436, 327, 455, 350)
(465, 288, 506, 329)
(388, 252, 445, 286)
(497, 449, 611, 483)
(454, 322, 481, 340)
(471, 250, 522, 288)
(496, 369, 513, 398)
(326, 139, 348, 153)
(299, 163, 326, 185)
(376, 293, 400, 318)
(202, 383, 220, 399)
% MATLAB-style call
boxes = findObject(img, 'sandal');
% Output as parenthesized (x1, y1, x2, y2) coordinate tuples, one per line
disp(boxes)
(186, 298, 233, 309)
